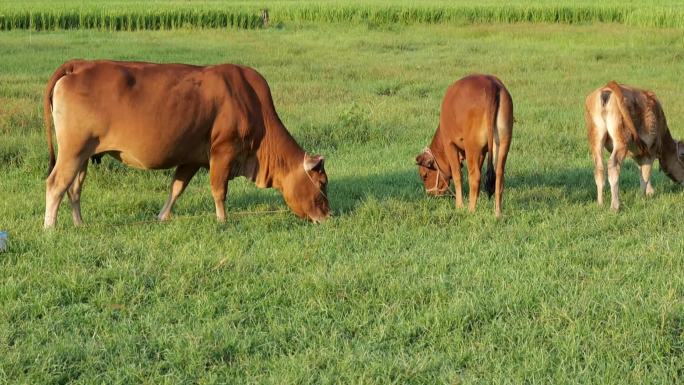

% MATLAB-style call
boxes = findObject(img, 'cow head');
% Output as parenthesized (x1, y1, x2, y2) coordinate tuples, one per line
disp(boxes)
(282, 154, 330, 223)
(415, 148, 450, 196)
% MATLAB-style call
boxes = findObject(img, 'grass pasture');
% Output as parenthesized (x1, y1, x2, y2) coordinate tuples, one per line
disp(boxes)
(2, 5, 684, 385)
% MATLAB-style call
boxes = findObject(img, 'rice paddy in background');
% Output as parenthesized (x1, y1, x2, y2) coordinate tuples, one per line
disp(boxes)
(1, 7, 684, 385)
(3, 1, 684, 30)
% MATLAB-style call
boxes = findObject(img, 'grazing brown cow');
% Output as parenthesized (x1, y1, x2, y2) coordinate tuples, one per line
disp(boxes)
(415, 74, 513, 217)
(585, 81, 684, 210)
(44, 60, 330, 228)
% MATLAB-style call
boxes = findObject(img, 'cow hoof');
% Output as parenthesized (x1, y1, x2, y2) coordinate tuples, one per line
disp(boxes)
(43, 218, 56, 229)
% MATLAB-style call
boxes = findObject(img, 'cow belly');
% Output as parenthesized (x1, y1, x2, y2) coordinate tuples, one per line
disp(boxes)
(98, 131, 209, 169)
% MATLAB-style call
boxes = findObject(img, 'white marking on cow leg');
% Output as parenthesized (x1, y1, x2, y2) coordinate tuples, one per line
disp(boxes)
(607, 146, 627, 211)
(209, 158, 231, 223)
(213, 190, 227, 222)
(66, 161, 88, 226)
(44, 184, 62, 229)
(638, 158, 655, 197)
(158, 165, 200, 221)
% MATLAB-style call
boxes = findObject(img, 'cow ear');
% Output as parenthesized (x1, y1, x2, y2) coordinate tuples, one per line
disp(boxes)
(304, 154, 325, 172)
(415, 149, 434, 169)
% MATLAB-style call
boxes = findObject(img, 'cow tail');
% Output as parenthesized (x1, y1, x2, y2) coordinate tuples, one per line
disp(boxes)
(605, 81, 650, 157)
(44, 61, 75, 176)
(484, 86, 499, 198)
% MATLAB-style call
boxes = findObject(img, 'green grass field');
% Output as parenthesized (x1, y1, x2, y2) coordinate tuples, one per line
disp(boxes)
(2, 8, 684, 385)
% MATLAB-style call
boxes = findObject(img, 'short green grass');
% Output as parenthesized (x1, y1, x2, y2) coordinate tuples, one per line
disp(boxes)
(1, 21, 684, 384)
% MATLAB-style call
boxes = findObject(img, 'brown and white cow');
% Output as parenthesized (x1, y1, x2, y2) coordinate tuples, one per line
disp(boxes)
(44, 60, 330, 228)
(585, 81, 684, 210)
(415, 74, 513, 217)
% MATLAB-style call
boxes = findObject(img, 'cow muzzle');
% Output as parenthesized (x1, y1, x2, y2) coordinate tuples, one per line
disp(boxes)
(309, 212, 331, 224)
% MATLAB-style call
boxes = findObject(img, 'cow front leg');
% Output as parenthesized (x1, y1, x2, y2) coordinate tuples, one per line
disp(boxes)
(637, 157, 655, 197)
(209, 157, 231, 222)
(607, 145, 627, 211)
(158, 164, 200, 221)
(445, 146, 464, 208)
(66, 160, 89, 226)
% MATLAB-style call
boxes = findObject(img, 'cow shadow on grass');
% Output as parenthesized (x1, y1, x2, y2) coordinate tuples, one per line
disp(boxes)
(217, 163, 681, 218)
(497, 164, 682, 210)
(126, 168, 424, 220)
(327, 166, 599, 214)
(213, 167, 603, 216)
(93, 163, 681, 225)
(330, 169, 423, 215)
(329, 164, 683, 214)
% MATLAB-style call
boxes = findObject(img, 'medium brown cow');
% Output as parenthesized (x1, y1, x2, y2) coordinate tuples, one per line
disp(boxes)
(585, 81, 684, 210)
(44, 60, 330, 228)
(415, 74, 513, 217)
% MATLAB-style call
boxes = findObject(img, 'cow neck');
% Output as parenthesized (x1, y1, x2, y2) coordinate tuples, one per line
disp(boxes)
(429, 130, 451, 178)
(659, 131, 684, 184)
(255, 114, 304, 189)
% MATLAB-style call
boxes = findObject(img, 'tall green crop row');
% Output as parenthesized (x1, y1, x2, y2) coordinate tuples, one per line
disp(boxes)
(0, 9, 263, 31)
(2, 3, 684, 30)
(269, 5, 635, 26)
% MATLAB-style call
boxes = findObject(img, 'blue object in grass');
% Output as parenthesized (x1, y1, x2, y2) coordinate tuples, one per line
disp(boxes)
(0, 231, 7, 252)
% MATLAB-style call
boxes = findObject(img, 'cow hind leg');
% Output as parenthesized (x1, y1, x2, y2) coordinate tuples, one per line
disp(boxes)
(637, 157, 655, 197)
(158, 164, 200, 221)
(66, 160, 88, 226)
(589, 119, 608, 206)
(607, 145, 628, 211)
(494, 136, 511, 218)
(465, 150, 482, 213)
(45, 154, 89, 229)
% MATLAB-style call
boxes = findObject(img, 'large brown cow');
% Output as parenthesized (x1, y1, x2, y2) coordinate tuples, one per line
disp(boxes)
(44, 60, 330, 228)
(415, 74, 513, 217)
(585, 81, 684, 210)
